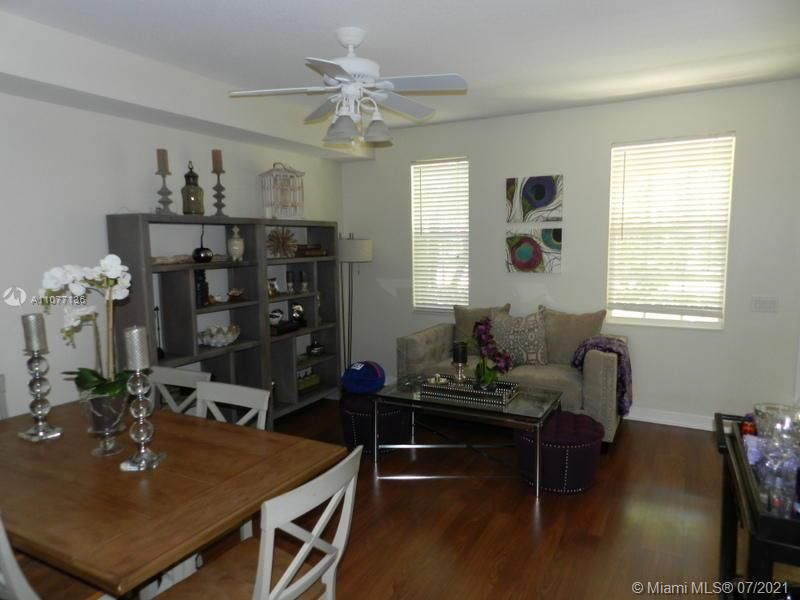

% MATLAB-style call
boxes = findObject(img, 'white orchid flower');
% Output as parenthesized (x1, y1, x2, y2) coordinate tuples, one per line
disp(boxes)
(68, 281, 86, 296)
(82, 266, 102, 281)
(63, 304, 97, 329)
(43, 254, 131, 380)
(64, 264, 84, 282)
(111, 285, 130, 301)
(42, 267, 70, 291)
(117, 271, 132, 286)
(100, 254, 123, 279)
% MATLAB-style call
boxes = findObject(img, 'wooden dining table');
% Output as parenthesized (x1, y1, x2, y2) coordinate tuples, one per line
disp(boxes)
(0, 401, 346, 597)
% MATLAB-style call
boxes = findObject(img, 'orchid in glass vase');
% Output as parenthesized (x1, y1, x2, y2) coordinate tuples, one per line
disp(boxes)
(472, 318, 513, 388)
(41, 254, 132, 397)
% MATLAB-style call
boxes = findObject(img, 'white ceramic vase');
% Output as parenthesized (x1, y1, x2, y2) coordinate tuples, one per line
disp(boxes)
(228, 225, 245, 262)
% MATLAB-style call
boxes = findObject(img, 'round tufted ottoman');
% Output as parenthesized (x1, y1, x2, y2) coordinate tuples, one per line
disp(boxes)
(515, 411, 604, 493)
(339, 391, 411, 455)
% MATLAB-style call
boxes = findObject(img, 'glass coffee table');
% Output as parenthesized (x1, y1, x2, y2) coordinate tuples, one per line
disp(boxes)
(374, 383, 562, 496)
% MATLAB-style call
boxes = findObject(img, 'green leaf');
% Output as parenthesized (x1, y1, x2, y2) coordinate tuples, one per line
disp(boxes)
(93, 379, 127, 397)
(68, 368, 106, 391)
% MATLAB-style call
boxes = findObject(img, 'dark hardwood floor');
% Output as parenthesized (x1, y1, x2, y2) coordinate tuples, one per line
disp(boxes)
(274, 400, 722, 599)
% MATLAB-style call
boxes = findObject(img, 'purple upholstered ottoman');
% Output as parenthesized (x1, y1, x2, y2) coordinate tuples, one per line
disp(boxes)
(339, 391, 411, 456)
(515, 411, 604, 493)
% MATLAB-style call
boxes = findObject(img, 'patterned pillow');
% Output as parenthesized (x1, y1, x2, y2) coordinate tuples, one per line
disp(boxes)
(490, 309, 548, 366)
(454, 303, 511, 355)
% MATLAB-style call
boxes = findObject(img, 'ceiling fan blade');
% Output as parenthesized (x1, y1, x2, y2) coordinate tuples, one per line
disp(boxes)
(381, 74, 467, 94)
(377, 92, 435, 121)
(304, 99, 337, 123)
(229, 86, 339, 97)
(305, 58, 352, 81)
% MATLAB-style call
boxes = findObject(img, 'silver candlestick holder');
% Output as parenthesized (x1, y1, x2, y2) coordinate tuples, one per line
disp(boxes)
(211, 149, 226, 216)
(155, 148, 174, 214)
(120, 369, 165, 471)
(120, 325, 165, 472)
(156, 170, 174, 214)
(453, 361, 467, 383)
(19, 351, 62, 442)
(212, 172, 226, 216)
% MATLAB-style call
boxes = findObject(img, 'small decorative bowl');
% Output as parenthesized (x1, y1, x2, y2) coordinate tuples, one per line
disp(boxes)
(198, 325, 241, 347)
(269, 309, 283, 326)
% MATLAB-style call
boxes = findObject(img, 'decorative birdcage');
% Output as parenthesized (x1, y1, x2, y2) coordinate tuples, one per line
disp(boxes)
(260, 162, 304, 219)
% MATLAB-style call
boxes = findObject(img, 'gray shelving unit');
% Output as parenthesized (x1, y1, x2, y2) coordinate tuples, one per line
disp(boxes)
(106, 213, 340, 427)
(264, 219, 340, 420)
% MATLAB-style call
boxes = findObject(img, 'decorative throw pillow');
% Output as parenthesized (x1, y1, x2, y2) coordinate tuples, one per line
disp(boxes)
(490, 309, 548, 366)
(540, 306, 606, 365)
(454, 303, 511, 354)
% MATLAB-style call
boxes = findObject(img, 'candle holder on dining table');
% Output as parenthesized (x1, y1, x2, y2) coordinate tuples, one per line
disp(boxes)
(19, 314, 62, 442)
(452, 341, 468, 384)
(120, 325, 166, 472)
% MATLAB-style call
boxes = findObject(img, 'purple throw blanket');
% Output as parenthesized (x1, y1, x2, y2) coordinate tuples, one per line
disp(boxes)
(571, 335, 632, 416)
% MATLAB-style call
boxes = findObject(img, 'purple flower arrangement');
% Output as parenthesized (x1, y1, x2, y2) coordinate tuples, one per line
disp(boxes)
(472, 318, 513, 386)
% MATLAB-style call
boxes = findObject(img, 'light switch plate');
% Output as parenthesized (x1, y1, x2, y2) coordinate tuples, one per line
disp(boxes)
(751, 296, 778, 313)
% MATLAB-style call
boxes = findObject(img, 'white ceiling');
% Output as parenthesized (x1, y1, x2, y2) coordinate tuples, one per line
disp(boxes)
(3, 0, 800, 127)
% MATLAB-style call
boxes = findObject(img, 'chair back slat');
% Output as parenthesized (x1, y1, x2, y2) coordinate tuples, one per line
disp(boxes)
(0, 513, 39, 600)
(150, 367, 211, 414)
(195, 382, 270, 431)
(254, 447, 362, 600)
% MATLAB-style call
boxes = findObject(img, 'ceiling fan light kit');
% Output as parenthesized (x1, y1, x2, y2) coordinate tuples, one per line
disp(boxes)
(230, 27, 467, 147)
(364, 113, 391, 144)
(323, 114, 359, 143)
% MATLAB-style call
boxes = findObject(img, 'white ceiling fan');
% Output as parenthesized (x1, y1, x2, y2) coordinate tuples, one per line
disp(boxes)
(229, 26, 467, 145)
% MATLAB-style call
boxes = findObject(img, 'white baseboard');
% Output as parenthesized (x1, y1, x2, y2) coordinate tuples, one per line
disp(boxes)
(626, 406, 714, 431)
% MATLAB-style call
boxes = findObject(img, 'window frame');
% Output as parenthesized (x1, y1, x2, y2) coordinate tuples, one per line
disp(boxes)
(605, 135, 736, 330)
(410, 157, 470, 313)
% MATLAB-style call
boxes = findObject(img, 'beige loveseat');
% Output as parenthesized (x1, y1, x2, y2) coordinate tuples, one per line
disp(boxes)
(396, 308, 623, 444)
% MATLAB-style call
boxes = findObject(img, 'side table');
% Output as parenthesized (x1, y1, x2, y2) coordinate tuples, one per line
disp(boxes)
(716, 413, 800, 596)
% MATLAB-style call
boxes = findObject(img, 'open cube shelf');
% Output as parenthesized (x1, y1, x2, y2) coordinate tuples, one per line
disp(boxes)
(107, 213, 341, 428)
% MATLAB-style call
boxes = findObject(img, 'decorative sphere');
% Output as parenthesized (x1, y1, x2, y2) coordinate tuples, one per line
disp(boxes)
(129, 398, 153, 419)
(27, 355, 49, 376)
(291, 302, 305, 322)
(127, 373, 152, 396)
(131, 420, 154, 445)
(192, 247, 213, 263)
(28, 377, 51, 396)
(31, 397, 51, 418)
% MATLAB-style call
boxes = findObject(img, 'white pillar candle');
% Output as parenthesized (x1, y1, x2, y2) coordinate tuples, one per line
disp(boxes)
(156, 148, 170, 174)
(123, 325, 150, 371)
(21, 313, 48, 354)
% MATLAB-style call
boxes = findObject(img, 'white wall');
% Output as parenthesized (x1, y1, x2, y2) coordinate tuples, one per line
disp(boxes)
(342, 78, 800, 425)
(0, 92, 341, 416)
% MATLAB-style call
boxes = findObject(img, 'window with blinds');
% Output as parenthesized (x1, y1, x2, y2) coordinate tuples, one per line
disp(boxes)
(411, 158, 469, 310)
(607, 136, 735, 327)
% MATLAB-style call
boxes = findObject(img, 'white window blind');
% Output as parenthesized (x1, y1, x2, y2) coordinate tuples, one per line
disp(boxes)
(607, 136, 735, 324)
(411, 158, 469, 310)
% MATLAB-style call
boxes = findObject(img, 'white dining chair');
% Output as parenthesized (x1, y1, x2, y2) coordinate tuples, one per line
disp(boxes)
(195, 381, 271, 540)
(195, 381, 270, 431)
(150, 366, 211, 414)
(138, 367, 211, 599)
(157, 446, 362, 600)
(0, 513, 111, 600)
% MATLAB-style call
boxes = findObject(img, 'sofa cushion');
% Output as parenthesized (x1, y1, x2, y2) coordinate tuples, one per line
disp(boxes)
(453, 303, 510, 354)
(505, 364, 583, 411)
(540, 307, 606, 365)
(490, 308, 548, 366)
